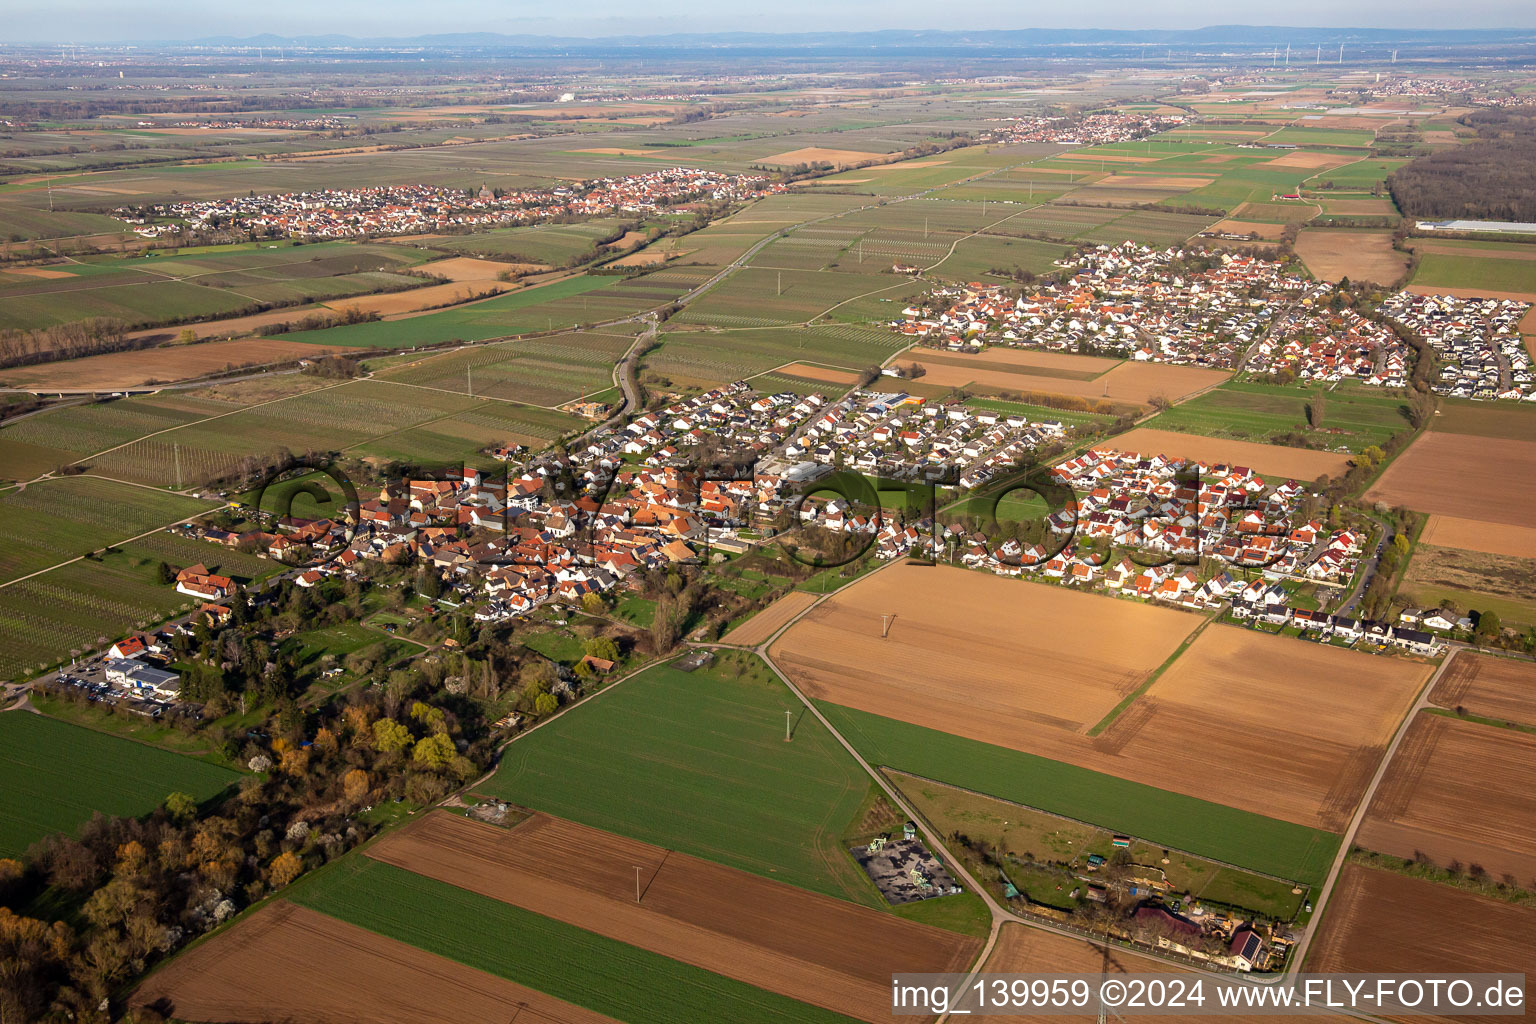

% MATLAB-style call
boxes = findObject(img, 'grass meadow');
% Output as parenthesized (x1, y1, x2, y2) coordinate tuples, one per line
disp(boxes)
(0, 712, 240, 856)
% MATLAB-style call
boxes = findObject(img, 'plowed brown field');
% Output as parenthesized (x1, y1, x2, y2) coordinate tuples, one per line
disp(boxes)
(911, 355, 1227, 406)
(770, 562, 1199, 743)
(1102, 427, 1351, 480)
(1430, 651, 1536, 726)
(775, 574, 1425, 830)
(1420, 514, 1536, 558)
(1307, 864, 1536, 1024)
(1, 337, 345, 390)
(1357, 714, 1536, 886)
(777, 362, 861, 384)
(1112, 625, 1425, 831)
(131, 901, 616, 1024)
(1295, 229, 1409, 285)
(366, 812, 979, 1023)
(1364, 432, 1536, 528)
(720, 590, 821, 646)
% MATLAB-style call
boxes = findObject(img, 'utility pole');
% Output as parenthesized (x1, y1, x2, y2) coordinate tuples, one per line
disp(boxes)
(777, 271, 782, 295)
(173, 444, 181, 490)
(784, 709, 792, 742)
(467, 365, 473, 398)
(635, 865, 641, 902)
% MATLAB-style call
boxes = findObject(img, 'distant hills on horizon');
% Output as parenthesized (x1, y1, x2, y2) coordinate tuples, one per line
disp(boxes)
(15, 25, 1536, 53)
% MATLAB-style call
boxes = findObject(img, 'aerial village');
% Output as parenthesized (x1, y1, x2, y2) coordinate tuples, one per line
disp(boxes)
(980, 111, 1188, 145)
(897, 242, 1532, 397)
(117, 167, 783, 239)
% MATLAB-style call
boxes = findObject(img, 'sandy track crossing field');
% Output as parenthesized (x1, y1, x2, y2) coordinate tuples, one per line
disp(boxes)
(366, 811, 979, 1023)
(131, 901, 617, 1024)
(770, 563, 1200, 742)
(1364, 432, 1536, 528)
(720, 590, 821, 646)
(1307, 865, 1536, 1024)
(1357, 713, 1536, 886)
(1430, 651, 1536, 727)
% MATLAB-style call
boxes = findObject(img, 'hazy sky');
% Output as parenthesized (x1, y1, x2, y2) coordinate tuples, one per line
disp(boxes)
(8, 0, 1533, 42)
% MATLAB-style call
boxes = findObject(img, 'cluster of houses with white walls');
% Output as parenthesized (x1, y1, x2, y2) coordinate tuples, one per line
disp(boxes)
(1251, 286, 1411, 387)
(896, 244, 1307, 367)
(980, 111, 1187, 145)
(784, 389, 1070, 490)
(185, 381, 831, 624)
(1379, 292, 1534, 400)
(121, 167, 782, 239)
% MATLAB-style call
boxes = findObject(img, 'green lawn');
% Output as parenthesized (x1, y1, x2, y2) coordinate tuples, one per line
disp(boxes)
(482, 653, 879, 905)
(290, 859, 857, 1024)
(818, 701, 1339, 886)
(0, 712, 240, 856)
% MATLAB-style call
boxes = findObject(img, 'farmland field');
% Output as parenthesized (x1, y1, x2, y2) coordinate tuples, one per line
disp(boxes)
(1430, 651, 1536, 727)
(132, 902, 619, 1024)
(0, 712, 239, 856)
(1357, 713, 1536, 887)
(0, 240, 436, 332)
(482, 653, 879, 905)
(772, 563, 1200, 745)
(0, 336, 350, 391)
(1399, 544, 1536, 628)
(910, 350, 1228, 406)
(0, 476, 214, 583)
(647, 324, 907, 385)
(1365, 432, 1536, 528)
(1294, 229, 1409, 285)
(1411, 252, 1536, 301)
(373, 329, 635, 406)
(290, 858, 862, 1024)
(1100, 427, 1352, 480)
(720, 591, 820, 646)
(1428, 401, 1536, 442)
(819, 702, 1336, 885)
(776, 566, 1425, 833)
(1307, 865, 1536, 1024)
(1108, 625, 1427, 832)
(364, 811, 979, 1022)
(1145, 381, 1410, 449)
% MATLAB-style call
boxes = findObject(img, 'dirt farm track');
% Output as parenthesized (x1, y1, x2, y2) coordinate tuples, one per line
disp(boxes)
(772, 566, 1428, 830)
(132, 901, 617, 1024)
(365, 811, 979, 1023)
(1307, 865, 1536, 1024)
(1356, 713, 1536, 888)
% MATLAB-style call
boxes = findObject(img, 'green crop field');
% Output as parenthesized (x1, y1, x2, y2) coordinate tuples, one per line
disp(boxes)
(410, 218, 633, 264)
(675, 267, 902, 328)
(0, 476, 214, 585)
(817, 701, 1339, 886)
(273, 274, 630, 348)
(0, 241, 435, 332)
(928, 235, 1072, 282)
(1411, 253, 1536, 295)
(484, 654, 880, 905)
(375, 330, 634, 406)
(0, 712, 239, 856)
(648, 324, 907, 385)
(290, 860, 857, 1024)
(1146, 381, 1411, 449)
